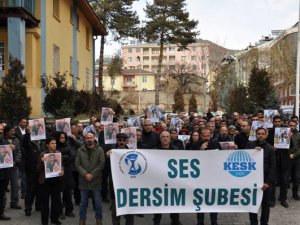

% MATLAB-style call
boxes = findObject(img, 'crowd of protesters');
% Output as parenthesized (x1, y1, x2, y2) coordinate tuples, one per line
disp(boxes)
(0, 110, 299, 225)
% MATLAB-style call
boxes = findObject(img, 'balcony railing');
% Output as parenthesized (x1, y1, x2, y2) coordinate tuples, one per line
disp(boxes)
(1, 0, 35, 15)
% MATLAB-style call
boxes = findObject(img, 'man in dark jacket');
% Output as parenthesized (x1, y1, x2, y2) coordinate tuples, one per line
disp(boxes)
(154, 131, 182, 225)
(246, 127, 276, 225)
(142, 119, 160, 149)
(267, 116, 290, 207)
(170, 129, 184, 150)
(15, 118, 27, 199)
(193, 128, 219, 225)
(75, 132, 105, 225)
(3, 126, 22, 209)
(109, 133, 135, 225)
(234, 120, 250, 149)
(23, 129, 42, 216)
(288, 120, 300, 200)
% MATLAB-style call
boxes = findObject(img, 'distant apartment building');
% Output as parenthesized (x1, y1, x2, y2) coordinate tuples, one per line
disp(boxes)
(222, 23, 297, 114)
(122, 40, 234, 81)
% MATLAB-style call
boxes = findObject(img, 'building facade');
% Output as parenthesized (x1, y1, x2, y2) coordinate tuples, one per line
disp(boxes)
(120, 40, 234, 112)
(0, 0, 106, 117)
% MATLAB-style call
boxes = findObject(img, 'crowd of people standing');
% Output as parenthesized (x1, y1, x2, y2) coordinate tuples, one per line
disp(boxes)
(0, 110, 299, 225)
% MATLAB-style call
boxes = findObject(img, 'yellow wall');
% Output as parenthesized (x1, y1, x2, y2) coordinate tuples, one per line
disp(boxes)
(103, 74, 155, 91)
(76, 5, 93, 90)
(1, 0, 98, 118)
(45, 0, 73, 81)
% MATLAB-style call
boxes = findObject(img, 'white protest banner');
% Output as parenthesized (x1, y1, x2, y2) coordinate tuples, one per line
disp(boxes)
(111, 149, 264, 216)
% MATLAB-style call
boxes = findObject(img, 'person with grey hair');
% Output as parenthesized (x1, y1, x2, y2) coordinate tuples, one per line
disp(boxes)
(153, 131, 182, 225)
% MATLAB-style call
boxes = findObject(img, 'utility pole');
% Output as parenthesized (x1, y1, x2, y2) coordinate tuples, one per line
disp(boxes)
(296, 0, 300, 117)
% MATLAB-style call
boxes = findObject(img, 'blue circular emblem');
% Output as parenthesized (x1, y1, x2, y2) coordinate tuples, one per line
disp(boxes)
(224, 151, 256, 177)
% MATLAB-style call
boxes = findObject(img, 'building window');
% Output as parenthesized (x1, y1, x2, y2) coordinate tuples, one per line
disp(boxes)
(142, 75, 147, 83)
(169, 47, 175, 52)
(53, 44, 60, 75)
(191, 56, 196, 61)
(53, 0, 60, 20)
(192, 46, 196, 51)
(86, 67, 90, 90)
(192, 64, 197, 70)
(86, 27, 90, 50)
(111, 77, 115, 86)
(0, 41, 5, 79)
(201, 63, 206, 70)
(128, 57, 132, 62)
(136, 48, 140, 53)
(128, 48, 132, 53)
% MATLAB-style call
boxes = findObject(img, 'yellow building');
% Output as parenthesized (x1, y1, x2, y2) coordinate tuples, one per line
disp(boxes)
(102, 69, 155, 92)
(0, 0, 106, 117)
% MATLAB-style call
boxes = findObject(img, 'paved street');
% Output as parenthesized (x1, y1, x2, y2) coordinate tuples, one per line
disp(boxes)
(2, 187, 300, 225)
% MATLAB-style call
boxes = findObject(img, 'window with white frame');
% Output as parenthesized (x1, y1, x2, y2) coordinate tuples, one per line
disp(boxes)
(86, 67, 90, 90)
(53, 44, 60, 75)
(142, 75, 147, 83)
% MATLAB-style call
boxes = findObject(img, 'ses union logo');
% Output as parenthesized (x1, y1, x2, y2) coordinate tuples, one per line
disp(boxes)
(119, 151, 147, 178)
(224, 151, 256, 177)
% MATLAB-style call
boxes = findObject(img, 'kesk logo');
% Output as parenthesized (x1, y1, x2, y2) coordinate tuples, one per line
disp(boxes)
(119, 151, 147, 177)
(224, 151, 256, 177)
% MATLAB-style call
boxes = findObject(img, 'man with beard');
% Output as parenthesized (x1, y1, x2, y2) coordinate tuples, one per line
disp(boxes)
(142, 119, 160, 149)
(76, 132, 105, 225)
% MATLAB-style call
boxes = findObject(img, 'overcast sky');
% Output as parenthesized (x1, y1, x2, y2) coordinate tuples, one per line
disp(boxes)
(95, 0, 299, 57)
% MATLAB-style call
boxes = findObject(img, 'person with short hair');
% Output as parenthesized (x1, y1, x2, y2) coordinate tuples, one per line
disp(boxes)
(246, 127, 276, 225)
(142, 119, 160, 149)
(75, 132, 105, 225)
(37, 137, 64, 225)
(234, 121, 251, 149)
(288, 120, 300, 200)
(169, 128, 184, 150)
(154, 131, 182, 225)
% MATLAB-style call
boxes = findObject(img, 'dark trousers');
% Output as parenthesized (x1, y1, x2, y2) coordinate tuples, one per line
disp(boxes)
(101, 160, 110, 200)
(197, 213, 218, 225)
(153, 213, 180, 224)
(249, 187, 271, 225)
(72, 171, 80, 204)
(0, 179, 9, 212)
(24, 173, 40, 212)
(39, 181, 61, 224)
(62, 189, 73, 215)
(290, 157, 300, 196)
(270, 149, 290, 202)
(111, 200, 134, 225)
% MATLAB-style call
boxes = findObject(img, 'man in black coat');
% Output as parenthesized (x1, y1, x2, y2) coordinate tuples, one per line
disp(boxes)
(23, 128, 42, 216)
(15, 118, 27, 199)
(246, 127, 276, 225)
(267, 115, 290, 208)
(194, 128, 219, 225)
(142, 119, 160, 149)
(170, 129, 184, 150)
(154, 131, 182, 225)
(234, 120, 251, 149)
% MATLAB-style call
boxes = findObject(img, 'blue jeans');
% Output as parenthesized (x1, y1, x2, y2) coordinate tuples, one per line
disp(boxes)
(79, 190, 102, 220)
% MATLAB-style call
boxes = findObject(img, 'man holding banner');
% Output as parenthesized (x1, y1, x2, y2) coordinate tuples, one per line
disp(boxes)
(246, 127, 276, 225)
(154, 131, 182, 225)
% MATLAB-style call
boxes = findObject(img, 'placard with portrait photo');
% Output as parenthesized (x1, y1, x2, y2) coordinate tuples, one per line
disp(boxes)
(29, 118, 46, 141)
(44, 153, 62, 178)
(0, 145, 13, 169)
